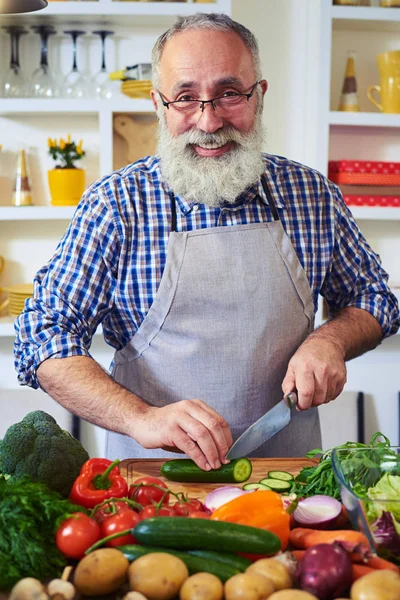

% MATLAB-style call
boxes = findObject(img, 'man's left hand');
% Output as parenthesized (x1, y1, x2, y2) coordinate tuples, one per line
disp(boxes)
(281, 338, 347, 410)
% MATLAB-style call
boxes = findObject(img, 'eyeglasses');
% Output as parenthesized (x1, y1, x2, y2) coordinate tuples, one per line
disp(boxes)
(158, 81, 260, 114)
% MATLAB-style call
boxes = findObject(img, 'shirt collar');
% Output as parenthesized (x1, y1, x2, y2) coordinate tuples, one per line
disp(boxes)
(157, 156, 286, 215)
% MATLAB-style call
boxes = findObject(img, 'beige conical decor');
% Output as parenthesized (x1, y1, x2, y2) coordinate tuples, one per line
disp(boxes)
(338, 51, 360, 112)
(12, 149, 33, 207)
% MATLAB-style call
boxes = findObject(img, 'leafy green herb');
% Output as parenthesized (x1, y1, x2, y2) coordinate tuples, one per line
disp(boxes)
(0, 475, 85, 591)
(291, 432, 394, 499)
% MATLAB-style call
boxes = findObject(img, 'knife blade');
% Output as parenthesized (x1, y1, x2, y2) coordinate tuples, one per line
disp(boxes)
(226, 392, 298, 459)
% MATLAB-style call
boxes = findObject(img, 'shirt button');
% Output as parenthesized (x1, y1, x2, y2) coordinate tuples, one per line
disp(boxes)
(193, 205, 199, 211)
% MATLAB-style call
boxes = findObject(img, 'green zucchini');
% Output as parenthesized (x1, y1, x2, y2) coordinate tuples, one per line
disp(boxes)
(117, 544, 240, 582)
(259, 477, 292, 492)
(134, 517, 281, 554)
(242, 482, 271, 491)
(161, 458, 252, 483)
(267, 470, 294, 482)
(187, 549, 251, 571)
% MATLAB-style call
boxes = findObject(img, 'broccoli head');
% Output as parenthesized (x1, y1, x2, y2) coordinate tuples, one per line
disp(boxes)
(0, 410, 89, 497)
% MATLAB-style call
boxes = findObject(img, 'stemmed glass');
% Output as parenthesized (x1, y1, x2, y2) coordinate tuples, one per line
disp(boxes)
(30, 25, 57, 98)
(91, 30, 114, 100)
(61, 30, 89, 99)
(2, 26, 28, 98)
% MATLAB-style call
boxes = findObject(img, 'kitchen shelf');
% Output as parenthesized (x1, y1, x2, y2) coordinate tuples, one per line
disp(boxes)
(350, 206, 400, 220)
(0, 99, 155, 116)
(332, 5, 400, 32)
(329, 112, 400, 129)
(0, 0, 230, 27)
(0, 207, 76, 221)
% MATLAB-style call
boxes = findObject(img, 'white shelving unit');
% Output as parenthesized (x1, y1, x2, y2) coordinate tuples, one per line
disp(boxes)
(0, 0, 232, 337)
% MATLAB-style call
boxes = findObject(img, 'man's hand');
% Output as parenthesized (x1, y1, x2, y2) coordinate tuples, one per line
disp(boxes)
(282, 337, 347, 410)
(134, 399, 233, 471)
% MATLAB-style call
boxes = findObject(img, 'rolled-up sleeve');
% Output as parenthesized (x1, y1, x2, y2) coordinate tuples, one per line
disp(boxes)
(322, 187, 400, 338)
(14, 186, 120, 389)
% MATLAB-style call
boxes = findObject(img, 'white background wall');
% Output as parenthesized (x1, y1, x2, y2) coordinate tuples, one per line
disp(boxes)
(1, 0, 399, 455)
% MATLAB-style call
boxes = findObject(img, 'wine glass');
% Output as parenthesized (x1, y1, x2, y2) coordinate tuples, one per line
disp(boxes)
(91, 29, 114, 100)
(30, 25, 57, 98)
(61, 30, 89, 99)
(2, 26, 28, 98)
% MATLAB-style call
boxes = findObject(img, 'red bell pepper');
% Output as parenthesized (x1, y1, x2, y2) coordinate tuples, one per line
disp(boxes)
(69, 458, 128, 509)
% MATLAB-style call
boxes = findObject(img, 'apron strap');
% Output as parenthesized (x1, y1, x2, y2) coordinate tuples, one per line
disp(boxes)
(170, 193, 177, 233)
(261, 175, 280, 222)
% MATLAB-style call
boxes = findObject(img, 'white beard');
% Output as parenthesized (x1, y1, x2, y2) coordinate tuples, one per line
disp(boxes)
(156, 107, 266, 207)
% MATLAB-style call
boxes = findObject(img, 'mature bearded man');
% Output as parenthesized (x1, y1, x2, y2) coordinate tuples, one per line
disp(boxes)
(15, 14, 399, 468)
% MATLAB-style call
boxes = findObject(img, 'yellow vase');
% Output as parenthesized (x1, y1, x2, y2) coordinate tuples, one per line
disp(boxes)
(48, 168, 85, 206)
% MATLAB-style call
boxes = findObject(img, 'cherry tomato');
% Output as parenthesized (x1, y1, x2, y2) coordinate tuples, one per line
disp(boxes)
(56, 512, 101, 560)
(93, 500, 130, 524)
(139, 504, 177, 520)
(188, 511, 210, 519)
(174, 498, 205, 516)
(128, 476, 170, 506)
(100, 508, 140, 547)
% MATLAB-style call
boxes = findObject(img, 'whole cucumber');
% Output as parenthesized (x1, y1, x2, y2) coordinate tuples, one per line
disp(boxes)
(133, 517, 281, 554)
(117, 544, 240, 582)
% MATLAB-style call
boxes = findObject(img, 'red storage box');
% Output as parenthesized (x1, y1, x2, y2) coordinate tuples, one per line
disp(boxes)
(328, 160, 400, 186)
(344, 195, 400, 207)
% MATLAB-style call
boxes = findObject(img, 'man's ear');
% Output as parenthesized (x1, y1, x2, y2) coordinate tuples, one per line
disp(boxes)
(259, 79, 268, 97)
(151, 89, 158, 110)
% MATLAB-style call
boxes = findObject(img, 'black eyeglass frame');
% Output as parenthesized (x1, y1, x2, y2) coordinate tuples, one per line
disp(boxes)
(157, 80, 261, 112)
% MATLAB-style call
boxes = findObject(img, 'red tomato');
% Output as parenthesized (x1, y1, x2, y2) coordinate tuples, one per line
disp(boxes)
(100, 508, 140, 547)
(174, 498, 205, 516)
(139, 504, 177, 520)
(128, 476, 170, 506)
(93, 500, 130, 524)
(56, 512, 101, 560)
(188, 511, 210, 519)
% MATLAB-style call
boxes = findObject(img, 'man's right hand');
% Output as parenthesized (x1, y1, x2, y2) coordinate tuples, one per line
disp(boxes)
(134, 399, 233, 471)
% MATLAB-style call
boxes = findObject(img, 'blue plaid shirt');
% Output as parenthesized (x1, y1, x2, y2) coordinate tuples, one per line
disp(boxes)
(14, 153, 400, 389)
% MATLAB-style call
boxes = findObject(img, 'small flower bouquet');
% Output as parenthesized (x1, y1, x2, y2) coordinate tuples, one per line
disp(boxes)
(48, 134, 85, 169)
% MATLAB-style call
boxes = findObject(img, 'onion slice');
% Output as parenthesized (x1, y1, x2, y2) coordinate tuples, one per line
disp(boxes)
(204, 486, 251, 513)
(293, 495, 342, 529)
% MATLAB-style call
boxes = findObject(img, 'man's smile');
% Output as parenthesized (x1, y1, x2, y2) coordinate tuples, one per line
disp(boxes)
(192, 141, 234, 157)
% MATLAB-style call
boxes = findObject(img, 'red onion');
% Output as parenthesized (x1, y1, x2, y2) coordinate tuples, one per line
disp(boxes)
(204, 486, 251, 513)
(297, 542, 352, 600)
(293, 495, 342, 529)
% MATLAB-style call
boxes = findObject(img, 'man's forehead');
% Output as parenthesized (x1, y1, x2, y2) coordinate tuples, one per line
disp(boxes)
(159, 29, 254, 84)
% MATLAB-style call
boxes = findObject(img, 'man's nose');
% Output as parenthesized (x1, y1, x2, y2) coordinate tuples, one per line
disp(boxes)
(195, 103, 224, 133)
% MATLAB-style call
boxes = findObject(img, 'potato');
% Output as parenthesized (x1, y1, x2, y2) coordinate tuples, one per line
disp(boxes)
(180, 572, 223, 600)
(351, 569, 400, 600)
(247, 558, 293, 590)
(74, 548, 129, 596)
(128, 552, 189, 600)
(268, 591, 318, 600)
(225, 572, 275, 600)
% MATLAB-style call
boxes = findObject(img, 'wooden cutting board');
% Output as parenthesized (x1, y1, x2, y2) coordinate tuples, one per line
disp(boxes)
(120, 458, 317, 501)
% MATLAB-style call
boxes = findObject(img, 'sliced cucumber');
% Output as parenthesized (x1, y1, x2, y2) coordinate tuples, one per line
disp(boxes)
(243, 482, 271, 491)
(267, 470, 294, 482)
(161, 457, 252, 483)
(259, 477, 292, 492)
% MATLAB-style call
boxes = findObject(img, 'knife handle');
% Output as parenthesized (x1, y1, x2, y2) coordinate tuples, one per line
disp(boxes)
(285, 391, 297, 409)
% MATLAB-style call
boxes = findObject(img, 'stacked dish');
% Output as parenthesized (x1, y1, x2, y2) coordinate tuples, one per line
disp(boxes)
(0, 283, 34, 317)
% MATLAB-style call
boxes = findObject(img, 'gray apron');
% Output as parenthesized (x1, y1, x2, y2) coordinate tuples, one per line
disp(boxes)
(106, 176, 321, 459)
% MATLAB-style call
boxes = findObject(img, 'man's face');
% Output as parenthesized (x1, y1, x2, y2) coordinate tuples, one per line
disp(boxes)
(151, 29, 268, 206)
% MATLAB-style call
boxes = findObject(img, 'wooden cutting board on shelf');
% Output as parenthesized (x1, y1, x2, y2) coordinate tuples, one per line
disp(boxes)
(119, 458, 317, 500)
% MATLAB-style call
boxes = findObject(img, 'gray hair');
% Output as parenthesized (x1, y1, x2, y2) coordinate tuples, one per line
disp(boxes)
(151, 13, 262, 89)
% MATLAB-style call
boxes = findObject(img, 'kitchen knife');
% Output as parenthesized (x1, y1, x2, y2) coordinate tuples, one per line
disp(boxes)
(226, 391, 298, 459)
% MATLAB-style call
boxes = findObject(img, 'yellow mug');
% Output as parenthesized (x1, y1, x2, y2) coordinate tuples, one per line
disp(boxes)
(367, 50, 400, 113)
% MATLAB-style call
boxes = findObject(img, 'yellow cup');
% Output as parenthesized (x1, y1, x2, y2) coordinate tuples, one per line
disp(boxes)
(367, 50, 400, 113)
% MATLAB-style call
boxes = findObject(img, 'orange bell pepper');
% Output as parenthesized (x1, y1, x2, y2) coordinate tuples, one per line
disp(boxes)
(210, 490, 290, 550)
